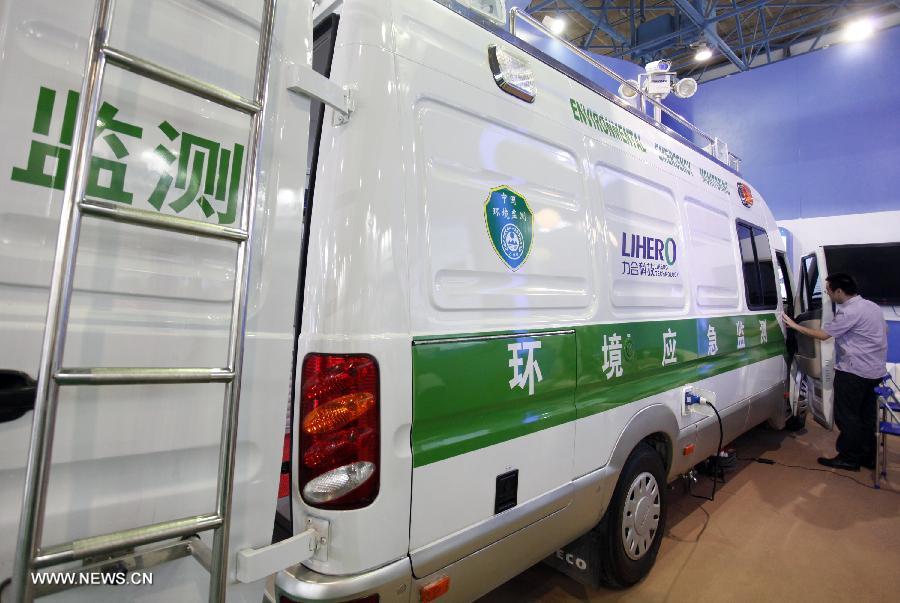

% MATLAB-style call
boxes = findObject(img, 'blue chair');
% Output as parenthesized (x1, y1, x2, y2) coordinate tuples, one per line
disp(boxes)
(874, 375, 900, 489)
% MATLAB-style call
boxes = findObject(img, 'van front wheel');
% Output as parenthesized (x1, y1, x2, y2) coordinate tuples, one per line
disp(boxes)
(597, 443, 667, 588)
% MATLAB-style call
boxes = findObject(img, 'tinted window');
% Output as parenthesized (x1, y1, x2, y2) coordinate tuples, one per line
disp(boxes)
(803, 254, 822, 311)
(737, 221, 778, 310)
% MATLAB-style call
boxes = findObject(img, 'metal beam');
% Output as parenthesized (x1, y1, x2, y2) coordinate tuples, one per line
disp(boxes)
(611, 0, 769, 57)
(731, 0, 747, 65)
(672, 0, 747, 70)
(561, 0, 626, 44)
(759, 7, 772, 64)
(809, 0, 851, 51)
(728, 4, 885, 51)
(529, 0, 558, 13)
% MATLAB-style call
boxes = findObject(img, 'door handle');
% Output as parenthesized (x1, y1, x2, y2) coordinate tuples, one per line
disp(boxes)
(0, 370, 37, 423)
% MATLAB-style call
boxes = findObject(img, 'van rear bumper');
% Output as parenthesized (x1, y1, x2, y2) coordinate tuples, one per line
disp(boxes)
(275, 557, 412, 603)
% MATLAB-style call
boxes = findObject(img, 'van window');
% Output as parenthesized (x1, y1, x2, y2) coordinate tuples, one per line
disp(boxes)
(736, 221, 778, 310)
(801, 254, 822, 312)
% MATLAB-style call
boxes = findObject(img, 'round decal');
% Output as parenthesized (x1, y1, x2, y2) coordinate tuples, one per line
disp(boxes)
(500, 223, 525, 261)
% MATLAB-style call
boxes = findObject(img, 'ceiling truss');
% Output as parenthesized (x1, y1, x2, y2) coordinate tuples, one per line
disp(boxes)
(527, 1, 900, 79)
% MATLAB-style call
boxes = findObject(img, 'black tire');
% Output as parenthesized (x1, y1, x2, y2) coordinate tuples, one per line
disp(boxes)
(785, 374, 810, 431)
(785, 410, 807, 431)
(596, 443, 667, 588)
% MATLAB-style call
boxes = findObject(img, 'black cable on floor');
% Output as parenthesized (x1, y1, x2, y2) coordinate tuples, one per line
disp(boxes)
(690, 401, 725, 502)
(738, 456, 900, 495)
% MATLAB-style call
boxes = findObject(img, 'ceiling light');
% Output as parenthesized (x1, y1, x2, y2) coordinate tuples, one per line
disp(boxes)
(694, 44, 712, 62)
(542, 15, 566, 35)
(844, 18, 875, 42)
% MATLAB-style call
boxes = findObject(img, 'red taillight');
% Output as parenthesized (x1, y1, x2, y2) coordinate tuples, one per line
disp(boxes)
(298, 354, 379, 510)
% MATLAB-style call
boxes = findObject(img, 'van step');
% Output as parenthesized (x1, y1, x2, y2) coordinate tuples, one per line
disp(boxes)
(33, 538, 208, 598)
(34, 514, 222, 568)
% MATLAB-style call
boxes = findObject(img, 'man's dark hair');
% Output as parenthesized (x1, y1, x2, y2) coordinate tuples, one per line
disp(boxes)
(826, 272, 858, 296)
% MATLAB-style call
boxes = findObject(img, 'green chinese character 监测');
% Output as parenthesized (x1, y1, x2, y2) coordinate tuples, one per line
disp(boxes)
(147, 120, 244, 225)
(11, 86, 142, 204)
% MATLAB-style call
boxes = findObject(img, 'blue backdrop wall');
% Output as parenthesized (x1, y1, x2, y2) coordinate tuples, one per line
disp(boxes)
(689, 25, 900, 221)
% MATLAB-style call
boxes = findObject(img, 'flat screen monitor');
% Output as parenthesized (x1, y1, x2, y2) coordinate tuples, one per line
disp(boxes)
(824, 243, 900, 305)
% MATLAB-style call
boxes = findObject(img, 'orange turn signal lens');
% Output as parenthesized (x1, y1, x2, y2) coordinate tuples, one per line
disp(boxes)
(683, 444, 695, 456)
(420, 575, 450, 602)
(303, 393, 375, 435)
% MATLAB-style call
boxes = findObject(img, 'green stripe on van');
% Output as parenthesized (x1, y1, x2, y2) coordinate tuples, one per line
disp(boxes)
(412, 314, 783, 468)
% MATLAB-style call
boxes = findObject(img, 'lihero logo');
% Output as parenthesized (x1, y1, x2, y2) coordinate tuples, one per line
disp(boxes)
(621, 232, 677, 266)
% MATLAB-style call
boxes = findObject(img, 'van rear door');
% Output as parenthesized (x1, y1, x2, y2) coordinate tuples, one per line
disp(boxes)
(0, 0, 311, 599)
(792, 249, 835, 428)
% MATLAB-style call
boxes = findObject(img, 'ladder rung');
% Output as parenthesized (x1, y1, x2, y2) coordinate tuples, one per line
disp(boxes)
(80, 199, 249, 242)
(102, 45, 261, 114)
(55, 367, 235, 385)
(34, 513, 222, 569)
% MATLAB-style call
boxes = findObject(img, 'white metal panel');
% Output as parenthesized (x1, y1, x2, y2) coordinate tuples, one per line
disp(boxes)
(409, 421, 575, 551)
(393, 0, 582, 560)
(596, 164, 687, 312)
(396, 0, 594, 337)
(415, 101, 590, 313)
(292, 34, 413, 573)
(684, 196, 741, 310)
(291, 334, 413, 577)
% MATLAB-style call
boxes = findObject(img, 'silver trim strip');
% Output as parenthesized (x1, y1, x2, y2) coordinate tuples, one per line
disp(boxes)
(276, 557, 412, 602)
(412, 466, 618, 602)
(410, 481, 572, 578)
(413, 329, 575, 346)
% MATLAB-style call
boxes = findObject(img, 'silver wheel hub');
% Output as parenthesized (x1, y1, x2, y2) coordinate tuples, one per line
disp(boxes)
(622, 471, 661, 561)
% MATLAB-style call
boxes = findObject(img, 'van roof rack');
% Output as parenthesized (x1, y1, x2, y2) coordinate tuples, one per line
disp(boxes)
(508, 7, 742, 174)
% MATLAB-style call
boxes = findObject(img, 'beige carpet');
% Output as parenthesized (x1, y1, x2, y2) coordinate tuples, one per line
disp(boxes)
(480, 420, 900, 602)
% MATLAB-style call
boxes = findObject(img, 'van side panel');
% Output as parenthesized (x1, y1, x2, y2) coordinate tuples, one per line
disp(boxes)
(394, 0, 788, 571)
(392, 0, 593, 553)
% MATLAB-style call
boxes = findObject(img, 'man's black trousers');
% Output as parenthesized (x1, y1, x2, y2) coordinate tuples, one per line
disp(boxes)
(833, 369, 881, 464)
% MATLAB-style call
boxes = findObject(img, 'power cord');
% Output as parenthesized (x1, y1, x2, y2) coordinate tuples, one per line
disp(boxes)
(739, 456, 900, 495)
(686, 397, 725, 502)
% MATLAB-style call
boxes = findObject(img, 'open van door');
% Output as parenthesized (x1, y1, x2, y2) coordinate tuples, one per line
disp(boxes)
(792, 249, 836, 429)
(772, 250, 800, 429)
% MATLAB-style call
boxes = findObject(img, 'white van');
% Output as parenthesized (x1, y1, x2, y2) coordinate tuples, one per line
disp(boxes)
(0, 0, 797, 602)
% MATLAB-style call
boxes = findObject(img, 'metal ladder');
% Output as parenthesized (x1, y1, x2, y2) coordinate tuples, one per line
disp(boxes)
(11, 0, 276, 600)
